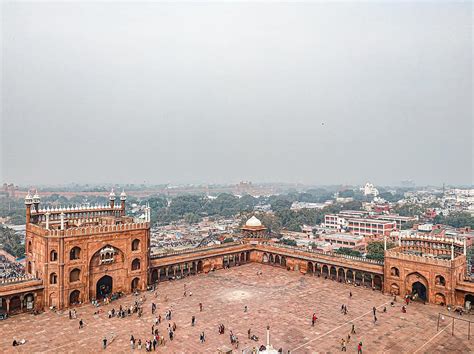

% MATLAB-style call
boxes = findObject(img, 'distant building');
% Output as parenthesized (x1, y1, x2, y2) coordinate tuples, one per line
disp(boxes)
(361, 183, 379, 197)
(325, 214, 396, 236)
(322, 233, 366, 251)
(290, 202, 326, 210)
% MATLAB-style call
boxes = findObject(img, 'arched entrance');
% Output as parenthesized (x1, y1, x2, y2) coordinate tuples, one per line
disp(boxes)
(151, 269, 158, 283)
(465, 294, 474, 309)
(406, 272, 429, 302)
(338, 268, 345, 282)
(412, 281, 427, 301)
(434, 293, 446, 306)
(131, 277, 140, 291)
(69, 290, 80, 305)
(197, 260, 203, 273)
(96, 275, 113, 299)
(9, 296, 21, 313)
(307, 262, 314, 274)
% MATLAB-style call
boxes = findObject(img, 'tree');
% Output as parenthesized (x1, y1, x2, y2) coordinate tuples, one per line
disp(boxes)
(184, 213, 201, 224)
(271, 198, 292, 212)
(280, 238, 297, 247)
(366, 241, 395, 261)
(434, 212, 474, 229)
(335, 247, 362, 257)
(0, 225, 24, 258)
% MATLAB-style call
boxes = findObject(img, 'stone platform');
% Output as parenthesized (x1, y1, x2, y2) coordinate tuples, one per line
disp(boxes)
(1, 263, 473, 353)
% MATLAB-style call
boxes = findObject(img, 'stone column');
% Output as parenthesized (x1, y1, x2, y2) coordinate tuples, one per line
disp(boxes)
(6, 298, 10, 313)
(371, 275, 374, 288)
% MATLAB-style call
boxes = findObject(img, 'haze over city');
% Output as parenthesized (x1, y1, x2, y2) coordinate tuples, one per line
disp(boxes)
(1, 1, 472, 186)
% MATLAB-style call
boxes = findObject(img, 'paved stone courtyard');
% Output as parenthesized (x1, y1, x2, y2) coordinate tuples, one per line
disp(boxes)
(1, 263, 473, 353)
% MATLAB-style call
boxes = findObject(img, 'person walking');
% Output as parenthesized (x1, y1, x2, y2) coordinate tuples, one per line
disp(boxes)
(351, 324, 356, 334)
(341, 338, 346, 352)
(357, 341, 363, 354)
(79, 319, 84, 329)
(102, 337, 107, 350)
(248, 328, 251, 339)
(192, 316, 195, 326)
(199, 303, 203, 312)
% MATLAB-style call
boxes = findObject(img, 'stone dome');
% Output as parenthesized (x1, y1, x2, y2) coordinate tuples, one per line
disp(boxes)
(245, 216, 262, 227)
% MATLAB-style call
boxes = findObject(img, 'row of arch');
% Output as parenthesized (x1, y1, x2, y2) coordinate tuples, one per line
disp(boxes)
(150, 251, 252, 283)
(48, 239, 141, 263)
(390, 267, 446, 286)
(49, 258, 141, 285)
(261, 252, 383, 290)
(0, 292, 35, 314)
(306, 262, 383, 289)
(67, 277, 141, 306)
(262, 253, 287, 267)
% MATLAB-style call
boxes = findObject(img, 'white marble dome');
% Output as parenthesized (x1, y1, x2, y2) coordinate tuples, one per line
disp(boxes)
(245, 216, 262, 227)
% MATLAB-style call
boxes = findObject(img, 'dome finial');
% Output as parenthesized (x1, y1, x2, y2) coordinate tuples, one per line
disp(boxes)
(109, 188, 116, 200)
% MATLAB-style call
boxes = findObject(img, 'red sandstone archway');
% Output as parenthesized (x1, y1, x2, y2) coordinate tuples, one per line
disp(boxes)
(405, 272, 429, 302)
(307, 262, 314, 274)
(69, 290, 81, 305)
(151, 269, 158, 283)
(374, 275, 383, 290)
(391, 283, 400, 295)
(275, 255, 281, 265)
(338, 268, 345, 281)
(346, 269, 354, 283)
(197, 260, 203, 273)
(131, 277, 140, 291)
(434, 293, 446, 305)
(9, 296, 21, 313)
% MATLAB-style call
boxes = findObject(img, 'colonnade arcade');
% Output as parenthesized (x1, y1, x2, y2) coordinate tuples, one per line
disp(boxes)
(261, 252, 287, 267)
(149, 251, 251, 283)
(0, 291, 37, 314)
(306, 261, 383, 290)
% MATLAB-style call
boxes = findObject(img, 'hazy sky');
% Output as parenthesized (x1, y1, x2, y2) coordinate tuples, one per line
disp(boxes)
(1, 1, 472, 187)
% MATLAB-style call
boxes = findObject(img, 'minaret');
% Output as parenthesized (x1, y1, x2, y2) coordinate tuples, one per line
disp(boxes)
(32, 190, 40, 213)
(120, 189, 127, 216)
(25, 191, 33, 224)
(109, 189, 116, 209)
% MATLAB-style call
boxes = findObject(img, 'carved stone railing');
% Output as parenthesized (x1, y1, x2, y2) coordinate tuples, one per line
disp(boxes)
(150, 241, 243, 259)
(266, 243, 384, 265)
(385, 250, 453, 266)
(0, 274, 40, 285)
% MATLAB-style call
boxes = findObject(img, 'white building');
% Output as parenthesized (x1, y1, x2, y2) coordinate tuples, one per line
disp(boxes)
(362, 183, 379, 197)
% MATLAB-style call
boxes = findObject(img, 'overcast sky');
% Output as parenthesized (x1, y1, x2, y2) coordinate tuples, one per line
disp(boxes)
(1, 1, 472, 187)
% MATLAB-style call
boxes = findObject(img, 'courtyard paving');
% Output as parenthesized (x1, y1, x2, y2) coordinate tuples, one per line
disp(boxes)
(1, 263, 473, 353)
